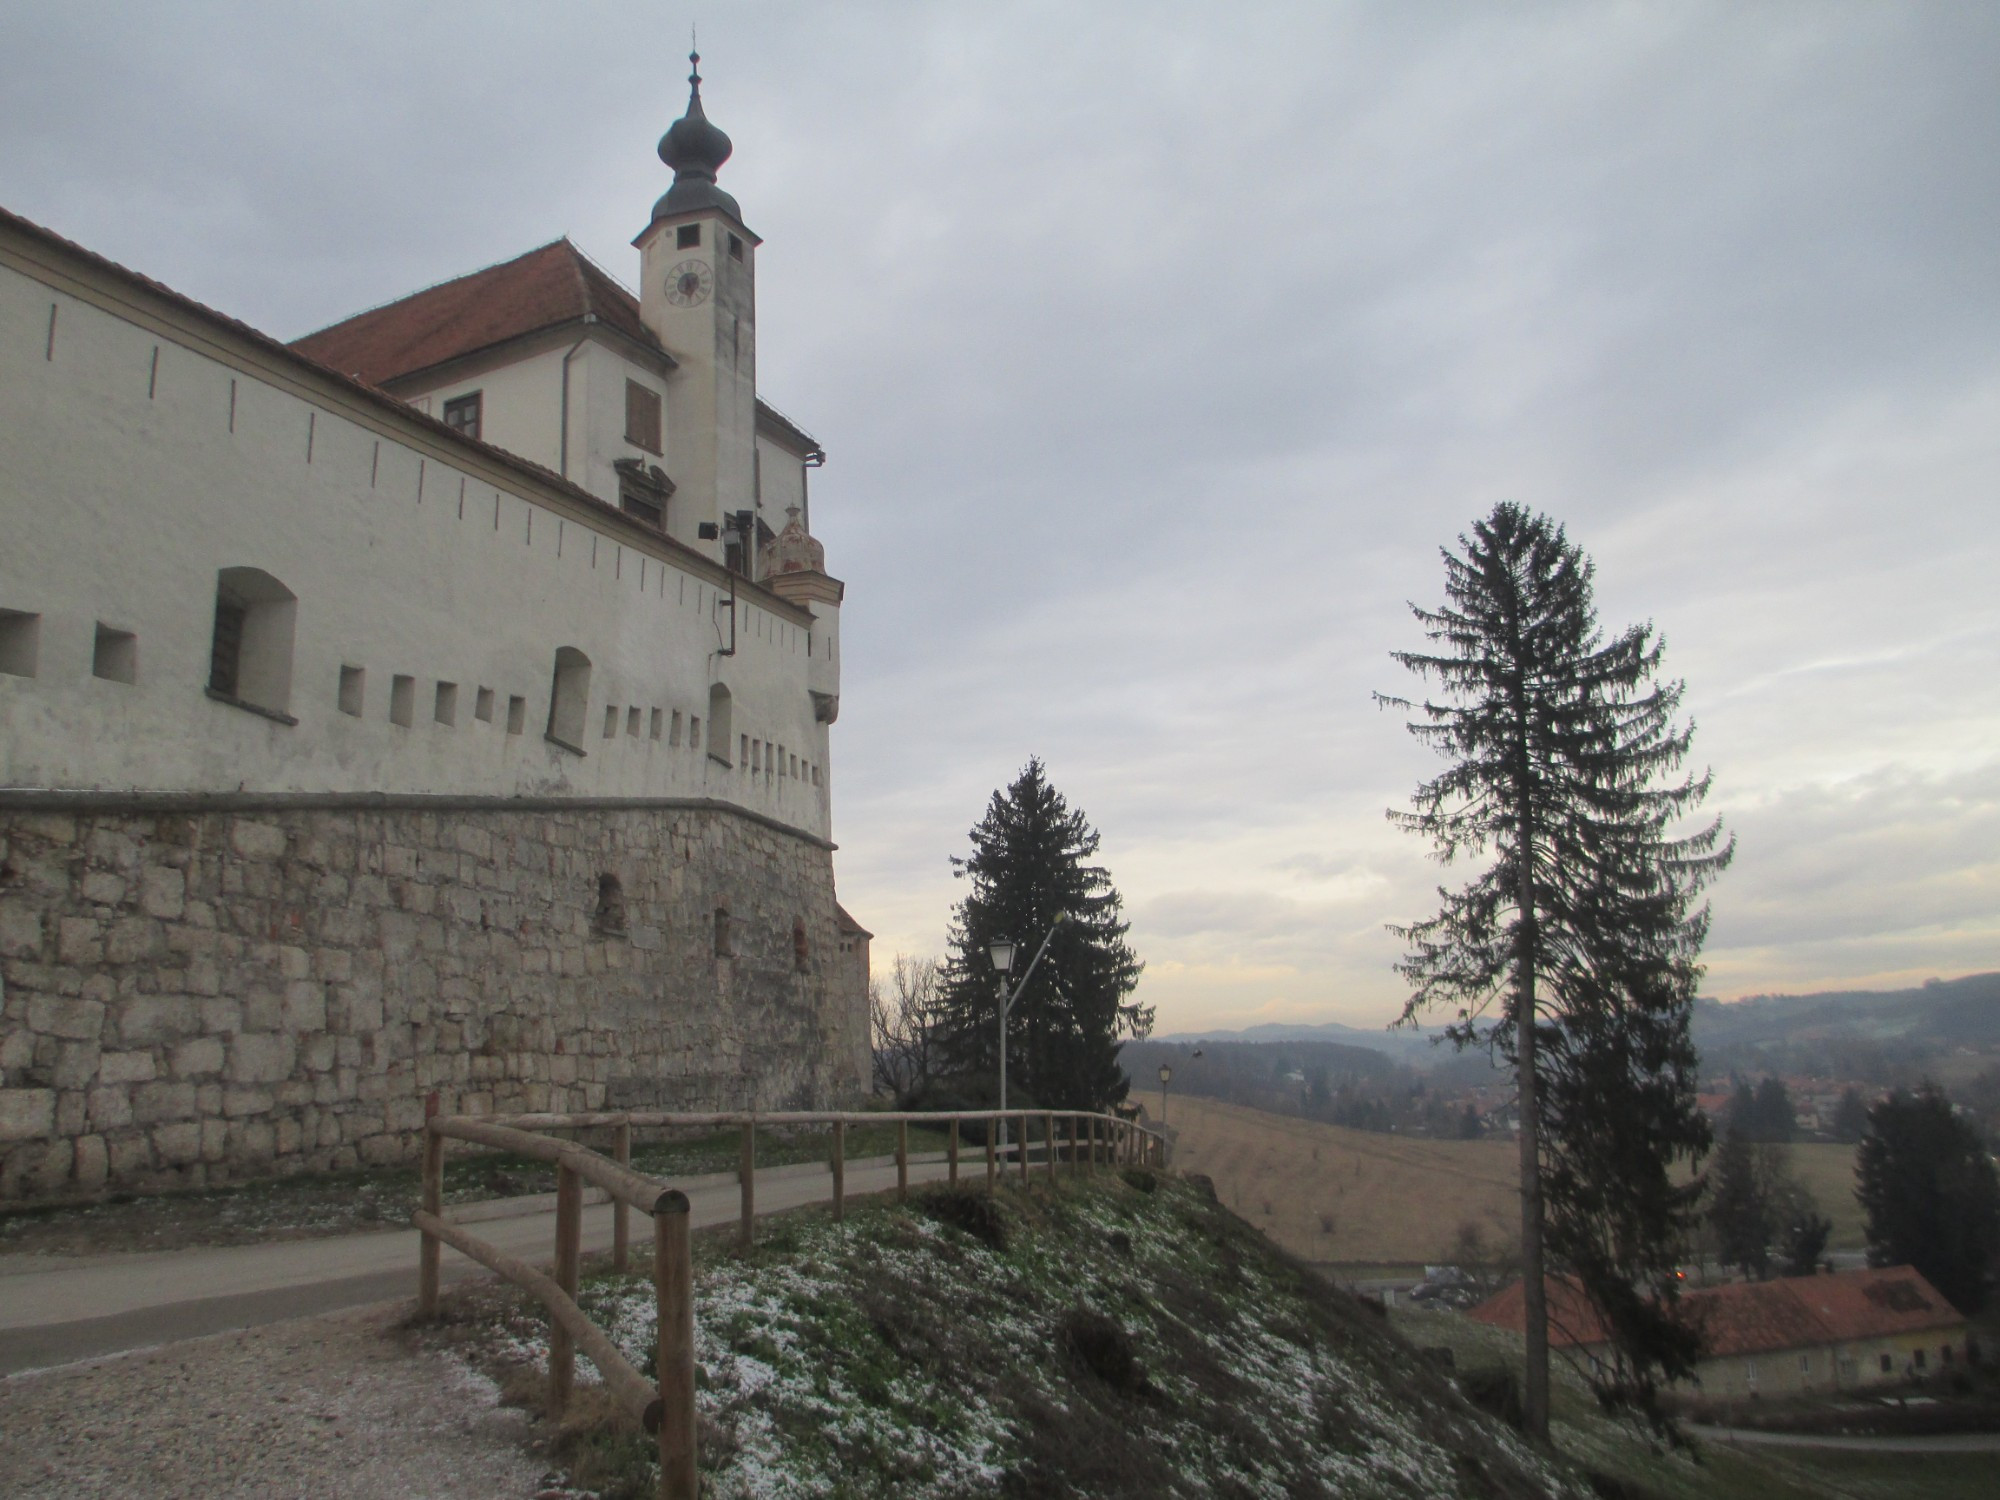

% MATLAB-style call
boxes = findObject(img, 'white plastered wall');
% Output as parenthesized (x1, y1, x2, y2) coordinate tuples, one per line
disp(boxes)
(0, 256, 833, 840)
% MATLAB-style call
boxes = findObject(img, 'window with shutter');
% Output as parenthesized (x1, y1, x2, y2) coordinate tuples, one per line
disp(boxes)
(625, 380, 662, 453)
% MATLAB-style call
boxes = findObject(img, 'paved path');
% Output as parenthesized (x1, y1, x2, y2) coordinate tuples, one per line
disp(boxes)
(1689, 1423, 2000, 1452)
(0, 1150, 991, 1377)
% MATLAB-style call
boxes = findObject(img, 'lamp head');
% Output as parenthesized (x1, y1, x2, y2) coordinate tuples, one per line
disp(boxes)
(1159, 1063, 1173, 1085)
(987, 938, 1017, 974)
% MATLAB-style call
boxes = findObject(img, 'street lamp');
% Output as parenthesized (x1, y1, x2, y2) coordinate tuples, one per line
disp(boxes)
(989, 916, 1065, 1155)
(1159, 1063, 1174, 1127)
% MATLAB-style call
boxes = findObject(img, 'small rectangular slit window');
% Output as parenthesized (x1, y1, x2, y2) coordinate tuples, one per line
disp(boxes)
(649, 708, 663, 740)
(474, 686, 495, 722)
(390, 674, 415, 727)
(338, 665, 365, 716)
(506, 695, 526, 734)
(689, 715, 700, 749)
(603, 705, 619, 739)
(669, 709, 683, 746)
(434, 681, 457, 726)
(727, 233, 744, 261)
(92, 624, 137, 684)
(626, 706, 641, 737)
(677, 223, 701, 249)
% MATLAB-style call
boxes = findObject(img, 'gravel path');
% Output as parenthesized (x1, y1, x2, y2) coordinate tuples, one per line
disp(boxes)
(0, 1302, 557, 1499)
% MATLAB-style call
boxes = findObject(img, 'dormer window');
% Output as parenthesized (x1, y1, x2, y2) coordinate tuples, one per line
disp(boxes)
(677, 223, 701, 249)
(443, 391, 482, 441)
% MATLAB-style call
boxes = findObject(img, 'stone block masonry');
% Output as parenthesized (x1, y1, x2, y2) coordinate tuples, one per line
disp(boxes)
(0, 797, 869, 1201)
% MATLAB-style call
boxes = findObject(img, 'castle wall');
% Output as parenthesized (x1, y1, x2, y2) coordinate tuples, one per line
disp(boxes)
(0, 795, 870, 1201)
(0, 238, 834, 831)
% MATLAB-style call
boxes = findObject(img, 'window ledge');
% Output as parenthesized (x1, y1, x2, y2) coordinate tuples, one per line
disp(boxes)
(708, 750, 733, 768)
(205, 687, 298, 727)
(544, 732, 587, 758)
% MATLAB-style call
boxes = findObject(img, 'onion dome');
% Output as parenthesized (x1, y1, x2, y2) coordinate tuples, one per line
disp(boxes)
(760, 506, 826, 576)
(653, 52, 742, 222)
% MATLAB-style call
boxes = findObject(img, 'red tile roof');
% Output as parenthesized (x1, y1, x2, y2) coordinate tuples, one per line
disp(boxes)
(288, 238, 822, 457)
(290, 239, 655, 386)
(1468, 1266, 1962, 1358)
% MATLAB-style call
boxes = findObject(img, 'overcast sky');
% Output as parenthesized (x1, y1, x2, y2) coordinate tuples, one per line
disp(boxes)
(5, 2, 1996, 1032)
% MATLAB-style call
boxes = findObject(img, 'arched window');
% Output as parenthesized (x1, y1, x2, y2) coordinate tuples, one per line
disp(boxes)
(706, 682, 733, 766)
(207, 567, 297, 722)
(546, 646, 591, 753)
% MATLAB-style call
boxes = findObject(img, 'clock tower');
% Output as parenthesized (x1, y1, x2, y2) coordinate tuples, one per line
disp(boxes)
(636, 52, 761, 561)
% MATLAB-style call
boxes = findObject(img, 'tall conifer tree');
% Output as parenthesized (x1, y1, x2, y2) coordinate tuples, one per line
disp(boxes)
(934, 760, 1149, 1109)
(1381, 502, 1731, 1438)
(1857, 1084, 2000, 1314)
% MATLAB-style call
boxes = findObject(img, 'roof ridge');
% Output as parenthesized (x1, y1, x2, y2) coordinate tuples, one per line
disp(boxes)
(289, 238, 572, 343)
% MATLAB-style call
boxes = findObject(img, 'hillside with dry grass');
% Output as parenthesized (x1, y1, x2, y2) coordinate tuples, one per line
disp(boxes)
(1148, 1093, 1866, 1267)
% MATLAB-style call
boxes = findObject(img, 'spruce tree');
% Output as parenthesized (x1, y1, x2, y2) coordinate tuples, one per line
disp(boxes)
(1707, 1126, 1772, 1279)
(933, 759, 1148, 1110)
(1857, 1084, 2000, 1314)
(1381, 502, 1732, 1438)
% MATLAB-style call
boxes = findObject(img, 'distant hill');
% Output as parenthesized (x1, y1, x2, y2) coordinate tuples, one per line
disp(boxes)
(1152, 1018, 1439, 1066)
(1694, 971, 2000, 1051)
(1157, 971, 2000, 1084)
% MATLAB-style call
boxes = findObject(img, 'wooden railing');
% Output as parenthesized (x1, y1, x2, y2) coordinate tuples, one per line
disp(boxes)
(414, 1106, 1164, 1500)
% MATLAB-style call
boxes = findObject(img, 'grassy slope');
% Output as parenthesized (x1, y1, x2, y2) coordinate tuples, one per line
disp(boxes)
(1157, 1093, 1867, 1264)
(426, 1172, 1584, 1499)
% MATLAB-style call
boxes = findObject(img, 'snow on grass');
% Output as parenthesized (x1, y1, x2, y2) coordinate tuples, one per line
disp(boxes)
(451, 1174, 1581, 1498)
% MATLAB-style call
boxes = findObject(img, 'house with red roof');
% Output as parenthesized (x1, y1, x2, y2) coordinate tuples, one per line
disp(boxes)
(1469, 1266, 1968, 1397)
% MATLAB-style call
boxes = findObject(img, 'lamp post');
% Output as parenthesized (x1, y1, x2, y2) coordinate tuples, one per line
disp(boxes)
(989, 914, 1066, 1155)
(1159, 1063, 1173, 1128)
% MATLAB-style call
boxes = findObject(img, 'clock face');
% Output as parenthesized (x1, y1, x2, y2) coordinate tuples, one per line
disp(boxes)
(666, 258, 714, 308)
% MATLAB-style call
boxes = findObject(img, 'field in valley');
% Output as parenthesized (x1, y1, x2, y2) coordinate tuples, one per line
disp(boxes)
(1146, 1092, 1867, 1266)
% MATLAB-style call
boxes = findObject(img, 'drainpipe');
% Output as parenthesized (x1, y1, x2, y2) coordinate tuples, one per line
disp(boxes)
(558, 316, 596, 480)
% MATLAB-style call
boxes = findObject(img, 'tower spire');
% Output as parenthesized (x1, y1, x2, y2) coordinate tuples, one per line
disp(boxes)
(652, 43, 738, 223)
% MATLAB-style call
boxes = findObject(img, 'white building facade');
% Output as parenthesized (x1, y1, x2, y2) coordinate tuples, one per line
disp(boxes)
(0, 59, 868, 1200)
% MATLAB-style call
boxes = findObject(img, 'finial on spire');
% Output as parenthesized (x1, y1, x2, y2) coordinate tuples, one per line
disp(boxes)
(650, 38, 740, 223)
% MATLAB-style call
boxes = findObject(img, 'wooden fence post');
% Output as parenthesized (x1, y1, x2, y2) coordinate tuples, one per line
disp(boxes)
(1070, 1115, 1083, 1177)
(740, 1120, 756, 1250)
(418, 1102, 443, 1318)
(896, 1119, 909, 1202)
(550, 1162, 583, 1414)
(949, 1118, 960, 1187)
(1045, 1112, 1057, 1185)
(613, 1118, 632, 1273)
(654, 1190, 696, 1500)
(831, 1119, 846, 1222)
(1018, 1113, 1030, 1185)
(985, 1122, 997, 1195)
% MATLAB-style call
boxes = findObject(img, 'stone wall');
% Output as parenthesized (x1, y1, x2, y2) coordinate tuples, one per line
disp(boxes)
(0, 795, 869, 1201)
